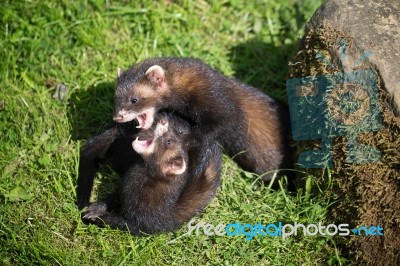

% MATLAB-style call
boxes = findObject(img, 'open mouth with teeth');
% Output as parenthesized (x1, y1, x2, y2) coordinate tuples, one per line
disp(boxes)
(132, 115, 169, 155)
(113, 107, 156, 129)
(136, 113, 148, 128)
(137, 137, 153, 147)
(135, 108, 155, 130)
(132, 136, 155, 155)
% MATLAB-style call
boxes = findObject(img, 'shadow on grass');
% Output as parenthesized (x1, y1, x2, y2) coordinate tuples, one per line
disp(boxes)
(228, 0, 313, 103)
(229, 38, 297, 105)
(68, 81, 116, 141)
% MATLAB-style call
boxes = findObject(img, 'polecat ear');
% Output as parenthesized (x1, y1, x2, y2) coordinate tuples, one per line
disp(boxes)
(145, 65, 166, 89)
(163, 157, 186, 176)
(117, 67, 122, 78)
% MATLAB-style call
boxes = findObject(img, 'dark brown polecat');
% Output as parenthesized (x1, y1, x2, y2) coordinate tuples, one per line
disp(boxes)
(81, 113, 221, 234)
(113, 57, 292, 182)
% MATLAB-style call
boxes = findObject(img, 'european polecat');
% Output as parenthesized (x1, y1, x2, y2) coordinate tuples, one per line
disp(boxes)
(82, 113, 221, 234)
(113, 57, 292, 182)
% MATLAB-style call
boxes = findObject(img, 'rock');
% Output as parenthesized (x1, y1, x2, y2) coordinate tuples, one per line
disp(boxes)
(310, 0, 400, 113)
(286, 0, 400, 265)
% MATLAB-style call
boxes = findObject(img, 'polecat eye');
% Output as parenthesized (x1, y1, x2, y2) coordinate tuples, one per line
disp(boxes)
(130, 97, 138, 104)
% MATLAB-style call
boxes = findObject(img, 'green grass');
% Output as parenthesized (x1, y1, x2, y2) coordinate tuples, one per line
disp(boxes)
(0, 0, 345, 265)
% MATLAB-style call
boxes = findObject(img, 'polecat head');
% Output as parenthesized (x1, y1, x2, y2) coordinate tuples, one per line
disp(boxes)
(132, 113, 190, 176)
(113, 62, 170, 130)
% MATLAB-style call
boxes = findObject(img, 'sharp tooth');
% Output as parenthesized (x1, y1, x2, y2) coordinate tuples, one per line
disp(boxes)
(136, 118, 142, 128)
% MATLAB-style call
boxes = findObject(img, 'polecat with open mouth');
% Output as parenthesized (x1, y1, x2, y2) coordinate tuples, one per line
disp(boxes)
(82, 113, 221, 234)
(114, 57, 292, 183)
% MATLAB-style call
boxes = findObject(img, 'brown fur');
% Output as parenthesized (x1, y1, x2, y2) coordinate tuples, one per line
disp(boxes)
(232, 87, 286, 175)
(82, 112, 222, 234)
(175, 144, 221, 221)
(115, 57, 292, 183)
